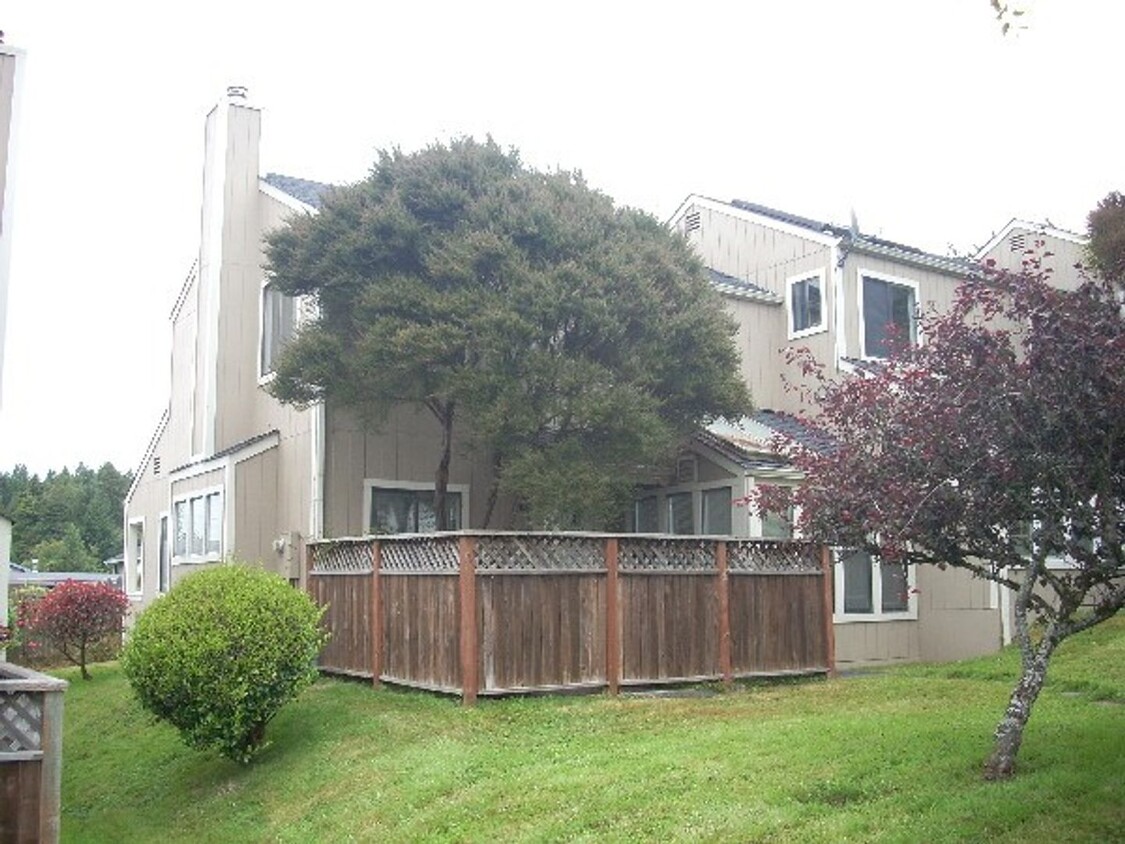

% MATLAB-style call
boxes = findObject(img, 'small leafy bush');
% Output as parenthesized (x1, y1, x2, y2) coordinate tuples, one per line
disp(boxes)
(121, 564, 328, 763)
(22, 581, 129, 679)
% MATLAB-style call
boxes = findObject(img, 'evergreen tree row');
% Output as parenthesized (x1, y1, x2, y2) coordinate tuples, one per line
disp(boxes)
(0, 463, 132, 571)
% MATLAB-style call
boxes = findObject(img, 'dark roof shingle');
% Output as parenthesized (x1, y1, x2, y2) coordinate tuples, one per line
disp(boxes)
(263, 172, 335, 209)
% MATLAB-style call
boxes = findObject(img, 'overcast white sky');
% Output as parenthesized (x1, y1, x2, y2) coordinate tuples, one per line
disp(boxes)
(0, 0, 1120, 475)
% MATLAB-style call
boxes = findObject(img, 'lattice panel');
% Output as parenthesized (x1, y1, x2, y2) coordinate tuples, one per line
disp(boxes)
(728, 540, 822, 573)
(476, 535, 605, 573)
(381, 536, 460, 574)
(0, 691, 43, 753)
(618, 538, 715, 572)
(309, 540, 374, 574)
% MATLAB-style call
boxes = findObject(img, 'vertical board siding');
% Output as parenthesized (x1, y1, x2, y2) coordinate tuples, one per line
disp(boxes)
(729, 574, 828, 673)
(308, 574, 372, 676)
(619, 574, 719, 682)
(382, 575, 461, 691)
(0, 759, 42, 843)
(478, 574, 606, 692)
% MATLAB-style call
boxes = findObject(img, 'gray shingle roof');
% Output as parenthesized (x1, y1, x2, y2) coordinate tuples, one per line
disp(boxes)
(729, 198, 973, 277)
(707, 268, 783, 304)
(263, 172, 334, 209)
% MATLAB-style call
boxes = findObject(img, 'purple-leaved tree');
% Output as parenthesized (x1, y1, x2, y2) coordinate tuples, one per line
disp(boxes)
(767, 257, 1124, 780)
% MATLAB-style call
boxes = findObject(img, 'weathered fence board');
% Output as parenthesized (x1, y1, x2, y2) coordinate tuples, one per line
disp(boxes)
(0, 664, 66, 844)
(306, 533, 832, 703)
(730, 574, 828, 674)
(308, 574, 373, 677)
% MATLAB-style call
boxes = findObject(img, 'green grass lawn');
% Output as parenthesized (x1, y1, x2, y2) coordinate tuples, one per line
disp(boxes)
(58, 616, 1124, 843)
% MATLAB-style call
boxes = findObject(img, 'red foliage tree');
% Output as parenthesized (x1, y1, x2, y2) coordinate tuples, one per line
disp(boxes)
(25, 581, 129, 679)
(771, 258, 1125, 780)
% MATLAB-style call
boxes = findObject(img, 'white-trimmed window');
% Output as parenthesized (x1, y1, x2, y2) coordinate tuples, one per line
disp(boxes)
(127, 519, 145, 596)
(701, 487, 733, 535)
(787, 270, 826, 339)
(172, 490, 224, 562)
(634, 496, 659, 533)
(667, 492, 693, 535)
(834, 549, 917, 621)
(365, 480, 468, 534)
(260, 280, 296, 379)
(859, 271, 919, 359)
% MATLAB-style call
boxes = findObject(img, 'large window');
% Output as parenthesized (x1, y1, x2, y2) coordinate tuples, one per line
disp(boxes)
(173, 490, 223, 561)
(701, 487, 733, 535)
(667, 492, 693, 535)
(260, 281, 296, 377)
(788, 271, 825, 338)
(861, 273, 917, 358)
(634, 496, 659, 532)
(369, 485, 464, 534)
(835, 549, 915, 619)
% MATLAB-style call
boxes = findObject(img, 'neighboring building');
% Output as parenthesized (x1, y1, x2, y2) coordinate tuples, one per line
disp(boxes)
(642, 195, 1088, 667)
(124, 90, 501, 608)
(0, 42, 25, 634)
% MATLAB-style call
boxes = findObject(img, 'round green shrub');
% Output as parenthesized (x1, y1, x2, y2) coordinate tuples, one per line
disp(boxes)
(121, 564, 328, 763)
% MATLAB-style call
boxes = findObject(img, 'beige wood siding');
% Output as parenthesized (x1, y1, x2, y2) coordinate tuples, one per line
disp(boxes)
(687, 203, 832, 296)
(834, 619, 921, 667)
(916, 565, 1002, 662)
(323, 403, 500, 536)
(980, 228, 1088, 291)
(123, 427, 173, 606)
(233, 447, 282, 571)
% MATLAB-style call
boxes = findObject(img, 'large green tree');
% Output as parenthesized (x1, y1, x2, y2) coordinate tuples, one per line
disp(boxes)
(1087, 190, 1125, 282)
(266, 138, 749, 528)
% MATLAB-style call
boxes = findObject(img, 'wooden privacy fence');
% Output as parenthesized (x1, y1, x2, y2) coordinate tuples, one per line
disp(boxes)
(1, 663, 66, 844)
(306, 533, 835, 704)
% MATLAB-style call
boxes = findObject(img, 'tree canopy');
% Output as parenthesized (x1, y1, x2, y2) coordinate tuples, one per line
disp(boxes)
(265, 138, 749, 528)
(1087, 190, 1125, 282)
(765, 259, 1124, 779)
(0, 463, 131, 569)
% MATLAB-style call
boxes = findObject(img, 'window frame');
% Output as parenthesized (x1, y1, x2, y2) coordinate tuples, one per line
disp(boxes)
(666, 491, 694, 535)
(171, 487, 225, 564)
(258, 279, 299, 383)
(857, 269, 921, 360)
(786, 268, 827, 340)
(700, 486, 734, 536)
(363, 478, 470, 535)
(833, 548, 918, 622)
(127, 517, 145, 597)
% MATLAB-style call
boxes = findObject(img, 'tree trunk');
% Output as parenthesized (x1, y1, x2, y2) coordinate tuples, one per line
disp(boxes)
(984, 637, 1056, 780)
(434, 404, 454, 530)
(481, 454, 503, 528)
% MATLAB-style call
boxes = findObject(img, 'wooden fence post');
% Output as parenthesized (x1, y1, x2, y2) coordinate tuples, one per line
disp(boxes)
(459, 536, 478, 705)
(821, 545, 837, 676)
(371, 540, 382, 688)
(716, 540, 732, 687)
(605, 537, 620, 695)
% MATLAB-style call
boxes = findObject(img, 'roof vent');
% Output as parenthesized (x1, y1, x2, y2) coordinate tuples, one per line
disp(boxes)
(1008, 232, 1027, 252)
(683, 210, 701, 234)
(226, 85, 249, 99)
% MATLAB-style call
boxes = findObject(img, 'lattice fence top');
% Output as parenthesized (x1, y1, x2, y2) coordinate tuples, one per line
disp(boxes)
(728, 540, 822, 573)
(309, 540, 374, 574)
(381, 536, 460, 574)
(476, 535, 605, 573)
(618, 537, 716, 572)
(0, 691, 43, 754)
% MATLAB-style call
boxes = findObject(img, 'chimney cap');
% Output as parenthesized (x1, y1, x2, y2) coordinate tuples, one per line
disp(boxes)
(226, 85, 249, 99)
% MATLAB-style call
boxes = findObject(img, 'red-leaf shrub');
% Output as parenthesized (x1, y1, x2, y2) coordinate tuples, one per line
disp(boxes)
(25, 581, 129, 679)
